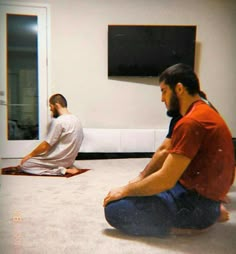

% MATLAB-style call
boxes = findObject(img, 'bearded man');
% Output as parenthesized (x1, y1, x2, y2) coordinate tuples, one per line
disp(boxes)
(20, 94, 84, 175)
(104, 63, 235, 237)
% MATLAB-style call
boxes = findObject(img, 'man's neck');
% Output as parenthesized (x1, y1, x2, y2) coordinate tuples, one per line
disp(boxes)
(58, 107, 70, 116)
(180, 94, 201, 116)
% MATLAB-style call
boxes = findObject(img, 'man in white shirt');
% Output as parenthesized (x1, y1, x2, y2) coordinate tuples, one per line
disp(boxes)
(20, 93, 84, 175)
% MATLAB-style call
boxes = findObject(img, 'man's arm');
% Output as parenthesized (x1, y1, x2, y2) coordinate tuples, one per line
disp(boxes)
(104, 153, 191, 206)
(20, 141, 52, 165)
(129, 138, 171, 183)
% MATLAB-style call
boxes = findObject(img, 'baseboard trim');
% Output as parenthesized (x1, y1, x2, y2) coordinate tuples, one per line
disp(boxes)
(76, 152, 154, 160)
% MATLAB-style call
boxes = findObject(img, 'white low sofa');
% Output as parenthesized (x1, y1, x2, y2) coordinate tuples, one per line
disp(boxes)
(79, 128, 167, 153)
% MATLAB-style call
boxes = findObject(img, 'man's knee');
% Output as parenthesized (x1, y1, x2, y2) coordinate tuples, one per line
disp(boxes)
(104, 201, 121, 228)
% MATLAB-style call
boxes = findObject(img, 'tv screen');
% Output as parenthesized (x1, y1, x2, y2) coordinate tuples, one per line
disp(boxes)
(108, 25, 196, 77)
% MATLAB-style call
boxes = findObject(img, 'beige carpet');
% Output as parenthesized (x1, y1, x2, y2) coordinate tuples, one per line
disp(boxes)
(0, 158, 235, 254)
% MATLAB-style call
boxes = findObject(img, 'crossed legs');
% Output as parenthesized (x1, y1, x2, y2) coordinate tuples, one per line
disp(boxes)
(104, 183, 227, 237)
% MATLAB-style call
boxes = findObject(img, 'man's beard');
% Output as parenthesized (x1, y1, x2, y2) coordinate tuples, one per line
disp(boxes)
(166, 91, 180, 117)
(52, 108, 59, 118)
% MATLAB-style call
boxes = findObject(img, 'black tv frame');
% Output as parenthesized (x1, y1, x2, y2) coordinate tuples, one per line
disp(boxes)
(108, 25, 196, 77)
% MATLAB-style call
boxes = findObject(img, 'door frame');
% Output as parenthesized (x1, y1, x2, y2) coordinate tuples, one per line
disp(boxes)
(0, 2, 50, 158)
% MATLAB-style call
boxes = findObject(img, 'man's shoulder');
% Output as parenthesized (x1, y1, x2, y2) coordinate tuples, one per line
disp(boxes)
(57, 114, 78, 121)
(176, 115, 203, 131)
(58, 114, 82, 130)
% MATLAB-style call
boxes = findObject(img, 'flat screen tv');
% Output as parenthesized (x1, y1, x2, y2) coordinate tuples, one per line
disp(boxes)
(108, 25, 196, 77)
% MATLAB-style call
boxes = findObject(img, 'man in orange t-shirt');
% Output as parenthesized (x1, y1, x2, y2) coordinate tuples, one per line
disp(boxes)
(171, 100, 234, 202)
(103, 64, 235, 237)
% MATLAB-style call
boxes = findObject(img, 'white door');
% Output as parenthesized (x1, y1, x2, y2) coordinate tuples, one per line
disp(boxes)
(0, 4, 48, 158)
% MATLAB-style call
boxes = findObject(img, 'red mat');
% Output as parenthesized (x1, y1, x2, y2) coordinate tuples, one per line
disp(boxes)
(1, 166, 90, 178)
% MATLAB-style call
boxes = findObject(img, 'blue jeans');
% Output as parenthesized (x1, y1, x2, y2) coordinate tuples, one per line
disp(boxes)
(104, 182, 220, 237)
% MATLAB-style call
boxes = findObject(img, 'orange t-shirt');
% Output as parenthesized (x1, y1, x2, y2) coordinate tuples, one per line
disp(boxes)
(169, 100, 235, 201)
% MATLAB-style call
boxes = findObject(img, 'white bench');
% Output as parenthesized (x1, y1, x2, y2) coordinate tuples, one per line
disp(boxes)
(79, 128, 167, 153)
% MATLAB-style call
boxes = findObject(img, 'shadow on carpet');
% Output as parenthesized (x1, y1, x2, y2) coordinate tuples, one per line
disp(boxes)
(1, 166, 91, 178)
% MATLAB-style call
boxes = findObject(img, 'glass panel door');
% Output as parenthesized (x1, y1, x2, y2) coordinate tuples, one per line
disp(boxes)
(7, 14, 39, 141)
(0, 4, 48, 158)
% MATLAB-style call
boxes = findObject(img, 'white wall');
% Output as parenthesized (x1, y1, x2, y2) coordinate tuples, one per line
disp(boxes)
(4, 0, 236, 136)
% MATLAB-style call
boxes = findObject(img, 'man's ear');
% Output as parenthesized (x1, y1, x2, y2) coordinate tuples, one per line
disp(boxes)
(175, 82, 184, 95)
(54, 102, 61, 109)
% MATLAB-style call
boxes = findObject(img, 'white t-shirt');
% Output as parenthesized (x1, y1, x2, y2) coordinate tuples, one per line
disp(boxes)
(23, 114, 84, 171)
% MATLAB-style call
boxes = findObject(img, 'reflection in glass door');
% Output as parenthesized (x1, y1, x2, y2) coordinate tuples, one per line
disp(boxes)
(0, 4, 48, 158)
(7, 14, 39, 140)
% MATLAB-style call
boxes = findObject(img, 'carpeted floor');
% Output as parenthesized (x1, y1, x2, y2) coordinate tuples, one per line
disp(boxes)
(0, 158, 235, 254)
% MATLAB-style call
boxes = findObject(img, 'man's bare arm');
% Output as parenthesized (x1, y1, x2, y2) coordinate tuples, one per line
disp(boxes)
(129, 138, 171, 183)
(104, 153, 191, 206)
(20, 141, 51, 165)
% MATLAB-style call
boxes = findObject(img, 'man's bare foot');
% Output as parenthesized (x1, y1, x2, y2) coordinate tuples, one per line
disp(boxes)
(217, 204, 229, 222)
(66, 167, 82, 175)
